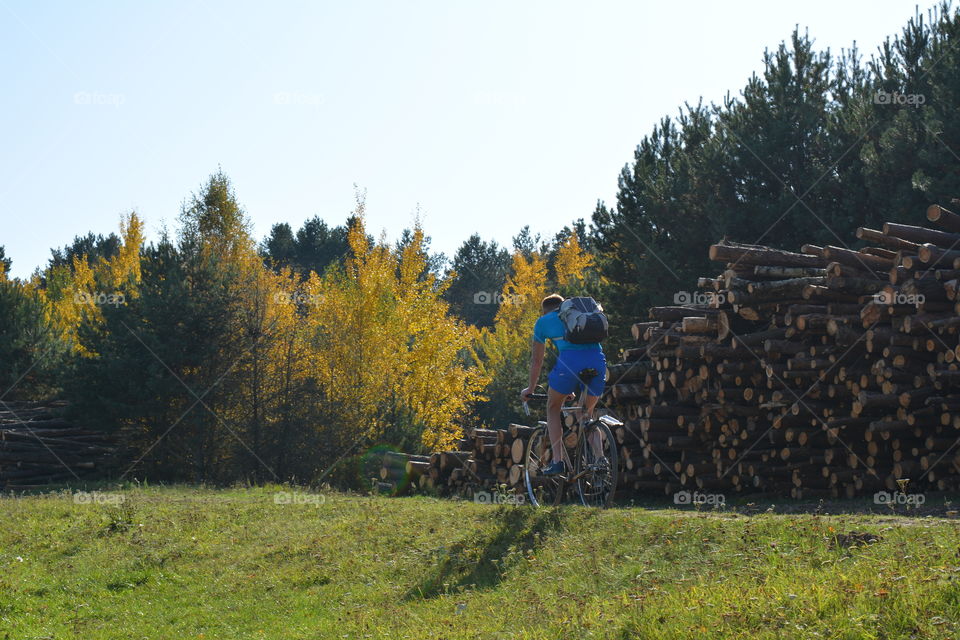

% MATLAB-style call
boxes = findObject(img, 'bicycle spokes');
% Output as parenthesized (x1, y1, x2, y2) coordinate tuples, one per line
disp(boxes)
(576, 423, 618, 508)
(524, 427, 564, 507)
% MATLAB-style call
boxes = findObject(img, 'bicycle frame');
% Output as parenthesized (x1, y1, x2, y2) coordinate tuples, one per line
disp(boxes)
(563, 416, 621, 480)
(522, 390, 622, 508)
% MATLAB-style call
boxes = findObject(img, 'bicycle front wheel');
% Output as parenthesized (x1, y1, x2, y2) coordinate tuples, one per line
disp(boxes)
(524, 426, 564, 507)
(576, 423, 618, 508)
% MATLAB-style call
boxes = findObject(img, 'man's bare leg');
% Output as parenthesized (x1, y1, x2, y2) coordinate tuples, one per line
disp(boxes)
(546, 387, 567, 465)
(582, 393, 604, 456)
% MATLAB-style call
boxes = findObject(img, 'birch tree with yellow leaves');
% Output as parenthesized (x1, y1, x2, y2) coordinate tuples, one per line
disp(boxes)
(308, 206, 487, 454)
(551, 227, 605, 300)
(38, 212, 144, 356)
(473, 250, 549, 427)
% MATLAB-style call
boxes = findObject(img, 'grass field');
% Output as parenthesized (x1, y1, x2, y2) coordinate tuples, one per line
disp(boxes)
(2, 485, 960, 639)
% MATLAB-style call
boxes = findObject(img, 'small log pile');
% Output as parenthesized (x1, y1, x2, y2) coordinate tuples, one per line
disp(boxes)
(379, 423, 540, 498)
(604, 204, 960, 499)
(0, 401, 118, 489)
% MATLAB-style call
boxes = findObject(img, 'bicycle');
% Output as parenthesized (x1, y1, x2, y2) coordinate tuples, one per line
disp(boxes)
(521, 373, 621, 508)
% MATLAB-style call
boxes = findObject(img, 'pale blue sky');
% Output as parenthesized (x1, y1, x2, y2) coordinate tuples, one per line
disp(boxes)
(0, 0, 926, 278)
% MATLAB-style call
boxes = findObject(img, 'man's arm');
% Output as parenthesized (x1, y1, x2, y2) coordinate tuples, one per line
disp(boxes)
(520, 340, 546, 400)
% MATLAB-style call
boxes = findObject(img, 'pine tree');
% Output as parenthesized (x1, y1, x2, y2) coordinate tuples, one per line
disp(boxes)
(70, 175, 255, 481)
(443, 234, 511, 328)
(590, 105, 715, 344)
(263, 216, 351, 277)
(263, 222, 298, 267)
(0, 279, 67, 399)
(48, 232, 121, 272)
(714, 29, 837, 249)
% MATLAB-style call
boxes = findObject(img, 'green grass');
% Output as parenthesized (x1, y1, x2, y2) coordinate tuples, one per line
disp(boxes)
(2, 485, 960, 639)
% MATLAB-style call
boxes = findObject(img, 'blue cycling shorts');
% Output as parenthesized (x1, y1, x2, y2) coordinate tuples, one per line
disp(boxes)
(548, 349, 606, 397)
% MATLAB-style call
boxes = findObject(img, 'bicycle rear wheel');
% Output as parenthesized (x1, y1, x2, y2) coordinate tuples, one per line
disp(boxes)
(576, 423, 618, 508)
(524, 426, 564, 507)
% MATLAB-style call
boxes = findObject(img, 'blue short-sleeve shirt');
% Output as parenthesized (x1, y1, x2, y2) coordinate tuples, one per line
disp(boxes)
(533, 311, 602, 352)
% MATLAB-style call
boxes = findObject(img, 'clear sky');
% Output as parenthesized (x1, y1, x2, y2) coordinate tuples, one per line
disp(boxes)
(0, 0, 928, 279)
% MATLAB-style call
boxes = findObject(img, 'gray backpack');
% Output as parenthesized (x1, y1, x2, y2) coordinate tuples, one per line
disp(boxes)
(558, 297, 608, 344)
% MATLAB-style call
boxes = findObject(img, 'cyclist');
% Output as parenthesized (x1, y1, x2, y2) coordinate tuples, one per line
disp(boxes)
(519, 294, 606, 475)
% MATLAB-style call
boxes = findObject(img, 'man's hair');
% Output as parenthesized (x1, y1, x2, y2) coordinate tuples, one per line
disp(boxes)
(541, 294, 564, 313)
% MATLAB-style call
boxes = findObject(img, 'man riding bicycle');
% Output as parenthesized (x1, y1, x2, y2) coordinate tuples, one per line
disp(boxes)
(519, 294, 607, 476)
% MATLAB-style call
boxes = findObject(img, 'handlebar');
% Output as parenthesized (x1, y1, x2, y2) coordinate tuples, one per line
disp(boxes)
(522, 392, 548, 416)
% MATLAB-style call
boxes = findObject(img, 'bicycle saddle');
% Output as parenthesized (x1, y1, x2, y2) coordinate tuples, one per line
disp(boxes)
(578, 367, 599, 381)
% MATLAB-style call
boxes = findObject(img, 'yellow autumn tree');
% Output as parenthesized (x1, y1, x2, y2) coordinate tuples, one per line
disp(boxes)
(552, 229, 606, 303)
(226, 248, 312, 479)
(474, 250, 549, 427)
(307, 207, 486, 453)
(553, 232, 592, 288)
(38, 212, 144, 356)
(104, 213, 144, 292)
(273, 268, 332, 473)
(394, 225, 488, 450)
(309, 216, 400, 448)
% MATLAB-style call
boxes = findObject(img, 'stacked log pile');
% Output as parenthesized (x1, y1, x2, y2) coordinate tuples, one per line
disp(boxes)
(0, 401, 118, 489)
(384, 204, 960, 501)
(604, 204, 960, 499)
